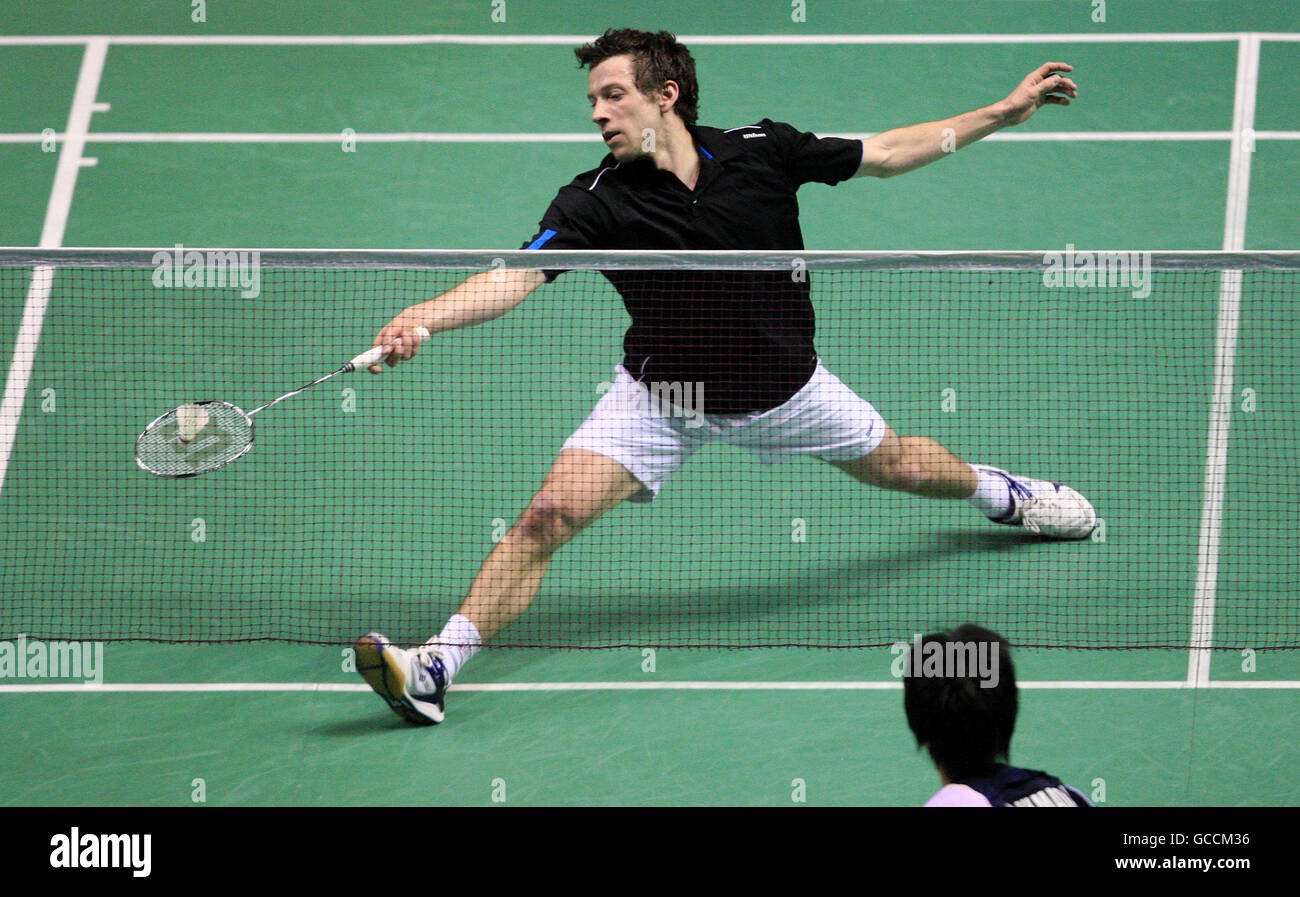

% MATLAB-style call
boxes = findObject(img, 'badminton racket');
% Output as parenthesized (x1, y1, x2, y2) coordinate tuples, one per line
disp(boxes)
(135, 327, 429, 478)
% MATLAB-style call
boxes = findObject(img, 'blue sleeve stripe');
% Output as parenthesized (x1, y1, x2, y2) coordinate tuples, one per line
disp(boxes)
(525, 228, 558, 249)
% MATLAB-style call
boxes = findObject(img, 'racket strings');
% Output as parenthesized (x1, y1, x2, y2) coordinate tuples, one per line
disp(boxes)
(135, 401, 254, 477)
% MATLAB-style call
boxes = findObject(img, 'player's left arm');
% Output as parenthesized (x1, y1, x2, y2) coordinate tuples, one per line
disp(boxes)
(854, 62, 1077, 179)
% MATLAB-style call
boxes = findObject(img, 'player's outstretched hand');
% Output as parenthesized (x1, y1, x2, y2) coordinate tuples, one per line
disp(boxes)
(1000, 62, 1078, 127)
(369, 316, 429, 373)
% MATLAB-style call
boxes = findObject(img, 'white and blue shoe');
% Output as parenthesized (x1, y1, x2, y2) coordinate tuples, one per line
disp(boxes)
(974, 466, 1098, 540)
(355, 632, 449, 725)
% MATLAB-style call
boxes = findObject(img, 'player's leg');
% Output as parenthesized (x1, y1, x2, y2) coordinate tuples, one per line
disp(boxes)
(357, 448, 643, 725)
(737, 362, 1097, 538)
(827, 423, 1097, 538)
(458, 448, 644, 640)
(827, 424, 977, 498)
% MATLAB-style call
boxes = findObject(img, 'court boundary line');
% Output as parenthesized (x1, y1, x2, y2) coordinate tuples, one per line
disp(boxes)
(10, 130, 1299, 144)
(0, 38, 107, 497)
(1, 680, 1299, 693)
(1, 32, 1292, 47)
(1187, 33, 1259, 687)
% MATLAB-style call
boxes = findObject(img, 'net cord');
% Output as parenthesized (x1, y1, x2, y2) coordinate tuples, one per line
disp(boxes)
(1, 248, 1298, 272)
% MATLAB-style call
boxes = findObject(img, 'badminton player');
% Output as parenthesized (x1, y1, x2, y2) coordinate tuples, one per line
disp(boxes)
(356, 29, 1096, 724)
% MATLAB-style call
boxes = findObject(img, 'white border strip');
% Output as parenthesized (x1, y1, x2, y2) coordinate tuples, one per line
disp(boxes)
(0, 32, 1258, 47)
(0, 38, 106, 498)
(1187, 33, 1260, 688)
(2, 679, 1299, 693)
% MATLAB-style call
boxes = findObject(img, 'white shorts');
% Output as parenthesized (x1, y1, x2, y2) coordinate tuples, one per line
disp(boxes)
(562, 361, 887, 503)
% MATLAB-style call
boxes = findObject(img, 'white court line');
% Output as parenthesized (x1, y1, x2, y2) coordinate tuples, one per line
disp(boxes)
(0, 39, 107, 498)
(0, 32, 1259, 47)
(0, 130, 1277, 145)
(968, 130, 1233, 142)
(1187, 34, 1260, 688)
(89, 131, 596, 143)
(2, 680, 1299, 694)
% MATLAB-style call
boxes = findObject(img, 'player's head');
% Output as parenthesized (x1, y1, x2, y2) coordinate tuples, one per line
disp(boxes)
(574, 29, 699, 162)
(901, 624, 1018, 781)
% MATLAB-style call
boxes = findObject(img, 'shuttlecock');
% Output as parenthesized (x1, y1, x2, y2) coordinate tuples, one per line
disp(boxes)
(175, 403, 211, 444)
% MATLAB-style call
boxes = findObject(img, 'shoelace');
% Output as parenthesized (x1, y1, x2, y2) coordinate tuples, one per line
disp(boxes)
(1018, 496, 1046, 534)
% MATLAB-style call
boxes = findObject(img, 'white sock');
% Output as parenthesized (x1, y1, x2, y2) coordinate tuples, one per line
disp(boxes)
(967, 466, 1014, 518)
(427, 614, 482, 682)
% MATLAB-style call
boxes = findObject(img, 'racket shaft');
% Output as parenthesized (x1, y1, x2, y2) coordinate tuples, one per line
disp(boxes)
(250, 327, 432, 416)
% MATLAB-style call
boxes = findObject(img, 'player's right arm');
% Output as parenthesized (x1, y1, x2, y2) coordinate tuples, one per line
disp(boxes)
(368, 268, 547, 372)
(372, 177, 603, 371)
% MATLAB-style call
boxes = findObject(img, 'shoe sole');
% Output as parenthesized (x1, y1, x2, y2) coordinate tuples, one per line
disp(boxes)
(355, 634, 442, 726)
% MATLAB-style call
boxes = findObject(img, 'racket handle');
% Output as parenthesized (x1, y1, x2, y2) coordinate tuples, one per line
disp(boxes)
(349, 326, 431, 369)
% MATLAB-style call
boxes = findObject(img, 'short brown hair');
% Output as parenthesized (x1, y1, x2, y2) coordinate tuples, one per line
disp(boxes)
(574, 29, 699, 126)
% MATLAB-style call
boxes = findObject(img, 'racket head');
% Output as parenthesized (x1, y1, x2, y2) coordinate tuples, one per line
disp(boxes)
(135, 400, 256, 478)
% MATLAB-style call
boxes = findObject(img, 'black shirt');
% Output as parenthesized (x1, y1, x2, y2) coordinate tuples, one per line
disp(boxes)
(521, 119, 862, 414)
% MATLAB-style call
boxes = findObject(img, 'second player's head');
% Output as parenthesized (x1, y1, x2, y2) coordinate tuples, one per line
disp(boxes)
(902, 624, 1019, 781)
(575, 29, 699, 162)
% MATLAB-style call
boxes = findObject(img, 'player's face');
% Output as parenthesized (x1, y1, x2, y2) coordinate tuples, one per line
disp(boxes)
(587, 55, 665, 162)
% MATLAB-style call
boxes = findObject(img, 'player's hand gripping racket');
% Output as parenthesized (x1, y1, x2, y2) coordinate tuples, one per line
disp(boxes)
(135, 327, 430, 478)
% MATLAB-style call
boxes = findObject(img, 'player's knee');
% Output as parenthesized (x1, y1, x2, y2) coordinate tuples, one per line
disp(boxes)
(879, 448, 928, 492)
(514, 494, 587, 553)
(888, 463, 927, 492)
